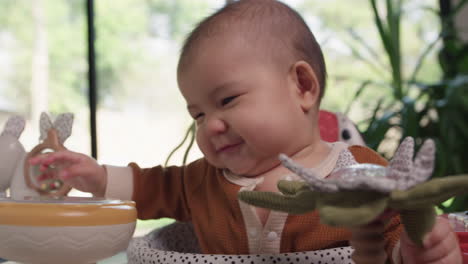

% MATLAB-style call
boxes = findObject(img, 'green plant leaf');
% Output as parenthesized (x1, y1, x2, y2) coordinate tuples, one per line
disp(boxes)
(363, 108, 396, 150)
(346, 29, 389, 78)
(445, 195, 468, 212)
(453, 0, 468, 14)
(400, 97, 419, 138)
(344, 80, 373, 115)
(408, 33, 442, 84)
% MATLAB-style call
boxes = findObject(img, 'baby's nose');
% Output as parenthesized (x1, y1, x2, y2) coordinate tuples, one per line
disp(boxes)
(205, 115, 228, 135)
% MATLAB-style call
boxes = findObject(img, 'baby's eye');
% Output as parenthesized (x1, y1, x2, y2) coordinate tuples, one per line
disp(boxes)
(191, 112, 205, 121)
(193, 113, 204, 120)
(221, 96, 238, 106)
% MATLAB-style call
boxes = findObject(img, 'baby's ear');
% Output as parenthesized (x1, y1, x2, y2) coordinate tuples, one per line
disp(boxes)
(289, 61, 320, 113)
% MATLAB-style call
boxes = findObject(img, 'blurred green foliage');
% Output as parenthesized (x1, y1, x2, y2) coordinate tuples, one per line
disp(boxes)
(0, 0, 215, 114)
(351, 0, 468, 212)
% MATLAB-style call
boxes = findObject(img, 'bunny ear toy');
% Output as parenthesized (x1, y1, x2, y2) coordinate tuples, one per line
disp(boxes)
(1, 115, 26, 140)
(24, 112, 74, 196)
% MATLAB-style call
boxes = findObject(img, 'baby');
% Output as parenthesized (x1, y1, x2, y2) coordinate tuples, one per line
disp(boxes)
(30, 0, 460, 263)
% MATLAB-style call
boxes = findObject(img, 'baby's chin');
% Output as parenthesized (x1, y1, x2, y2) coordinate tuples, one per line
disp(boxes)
(208, 155, 279, 177)
(219, 165, 256, 177)
(223, 164, 275, 178)
(223, 160, 281, 178)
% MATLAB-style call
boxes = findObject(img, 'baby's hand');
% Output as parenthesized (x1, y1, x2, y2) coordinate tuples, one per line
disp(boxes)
(400, 216, 462, 263)
(29, 150, 107, 197)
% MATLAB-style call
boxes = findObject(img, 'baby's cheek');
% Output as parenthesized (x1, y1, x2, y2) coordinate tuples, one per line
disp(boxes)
(246, 133, 279, 154)
(195, 133, 222, 165)
(195, 133, 211, 155)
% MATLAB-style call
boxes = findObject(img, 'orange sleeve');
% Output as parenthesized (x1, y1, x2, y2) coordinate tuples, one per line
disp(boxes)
(129, 158, 209, 222)
(348, 145, 388, 166)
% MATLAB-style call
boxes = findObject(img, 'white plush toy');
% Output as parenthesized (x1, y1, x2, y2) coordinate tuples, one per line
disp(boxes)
(0, 116, 26, 198)
(0, 112, 74, 199)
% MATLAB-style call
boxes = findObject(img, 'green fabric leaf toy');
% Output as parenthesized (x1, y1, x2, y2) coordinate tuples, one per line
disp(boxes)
(238, 137, 468, 263)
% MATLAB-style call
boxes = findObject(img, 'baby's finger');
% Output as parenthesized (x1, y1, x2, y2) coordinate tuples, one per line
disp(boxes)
(42, 151, 82, 165)
(423, 217, 452, 248)
(36, 163, 49, 172)
(57, 162, 92, 181)
(29, 154, 55, 172)
(445, 245, 463, 264)
(30, 151, 81, 170)
(422, 231, 460, 262)
(419, 217, 461, 262)
(29, 153, 53, 165)
(37, 172, 53, 181)
(58, 164, 104, 194)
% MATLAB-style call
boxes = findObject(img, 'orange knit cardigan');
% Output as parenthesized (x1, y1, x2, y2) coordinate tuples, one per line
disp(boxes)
(129, 145, 402, 256)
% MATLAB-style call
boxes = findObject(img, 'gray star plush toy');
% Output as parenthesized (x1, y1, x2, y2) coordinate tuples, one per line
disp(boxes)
(239, 137, 468, 263)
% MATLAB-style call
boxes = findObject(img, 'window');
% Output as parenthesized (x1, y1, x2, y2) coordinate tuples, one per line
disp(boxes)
(0, 0, 90, 153)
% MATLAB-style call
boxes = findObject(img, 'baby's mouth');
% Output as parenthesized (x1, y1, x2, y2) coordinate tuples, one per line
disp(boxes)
(216, 141, 244, 154)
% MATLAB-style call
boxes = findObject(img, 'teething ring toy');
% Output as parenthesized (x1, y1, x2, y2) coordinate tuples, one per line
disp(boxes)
(24, 128, 71, 196)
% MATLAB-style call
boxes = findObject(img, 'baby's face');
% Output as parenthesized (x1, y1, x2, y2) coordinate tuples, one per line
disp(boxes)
(178, 36, 311, 176)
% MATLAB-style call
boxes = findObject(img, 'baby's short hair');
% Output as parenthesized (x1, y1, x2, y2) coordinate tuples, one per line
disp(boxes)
(178, 0, 327, 100)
